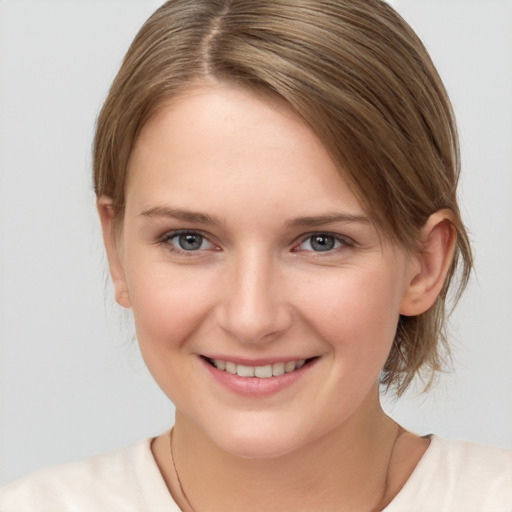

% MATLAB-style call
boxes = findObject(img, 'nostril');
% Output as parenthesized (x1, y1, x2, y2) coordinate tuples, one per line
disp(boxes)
(216, 302, 294, 345)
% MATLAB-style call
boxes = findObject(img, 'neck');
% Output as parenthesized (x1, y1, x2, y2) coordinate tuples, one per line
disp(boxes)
(165, 394, 401, 512)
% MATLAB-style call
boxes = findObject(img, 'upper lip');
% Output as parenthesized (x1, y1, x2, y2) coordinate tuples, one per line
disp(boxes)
(200, 354, 319, 366)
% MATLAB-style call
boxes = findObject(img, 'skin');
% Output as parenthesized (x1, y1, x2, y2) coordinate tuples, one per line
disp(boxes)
(98, 83, 455, 511)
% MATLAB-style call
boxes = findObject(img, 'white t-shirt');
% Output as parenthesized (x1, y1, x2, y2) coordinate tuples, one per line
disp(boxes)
(1, 434, 511, 511)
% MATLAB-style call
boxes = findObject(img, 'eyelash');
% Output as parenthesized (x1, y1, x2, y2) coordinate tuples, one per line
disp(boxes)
(293, 232, 355, 254)
(158, 230, 217, 256)
(158, 230, 355, 256)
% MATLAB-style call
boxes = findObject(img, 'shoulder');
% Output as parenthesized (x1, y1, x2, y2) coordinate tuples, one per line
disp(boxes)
(430, 435, 512, 491)
(0, 437, 177, 512)
(387, 435, 512, 512)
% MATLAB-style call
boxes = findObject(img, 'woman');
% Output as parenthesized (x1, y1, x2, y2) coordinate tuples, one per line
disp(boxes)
(1, 1, 511, 510)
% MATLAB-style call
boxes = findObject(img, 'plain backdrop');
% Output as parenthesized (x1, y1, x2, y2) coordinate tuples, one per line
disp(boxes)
(1, 0, 511, 485)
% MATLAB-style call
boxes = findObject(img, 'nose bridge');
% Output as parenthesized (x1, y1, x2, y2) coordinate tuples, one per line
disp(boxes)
(218, 245, 290, 343)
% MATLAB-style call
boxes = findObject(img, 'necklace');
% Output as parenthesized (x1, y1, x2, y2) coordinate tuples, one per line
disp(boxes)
(169, 428, 198, 512)
(169, 425, 404, 512)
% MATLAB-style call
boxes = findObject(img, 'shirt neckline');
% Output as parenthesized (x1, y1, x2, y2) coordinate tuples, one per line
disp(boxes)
(141, 432, 440, 511)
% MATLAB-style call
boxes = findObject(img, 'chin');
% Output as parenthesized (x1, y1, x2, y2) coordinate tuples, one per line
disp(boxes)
(221, 434, 300, 460)
(204, 414, 317, 460)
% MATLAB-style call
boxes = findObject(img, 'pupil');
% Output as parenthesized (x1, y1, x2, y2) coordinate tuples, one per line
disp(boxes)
(311, 235, 334, 251)
(179, 233, 202, 250)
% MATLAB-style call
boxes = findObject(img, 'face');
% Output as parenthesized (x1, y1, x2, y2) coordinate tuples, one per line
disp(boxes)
(107, 83, 419, 458)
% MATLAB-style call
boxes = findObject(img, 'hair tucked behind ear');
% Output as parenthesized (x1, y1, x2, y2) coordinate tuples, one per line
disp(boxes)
(93, 0, 472, 395)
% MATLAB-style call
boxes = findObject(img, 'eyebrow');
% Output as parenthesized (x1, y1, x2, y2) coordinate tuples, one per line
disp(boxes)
(139, 206, 369, 228)
(287, 213, 370, 228)
(139, 206, 222, 226)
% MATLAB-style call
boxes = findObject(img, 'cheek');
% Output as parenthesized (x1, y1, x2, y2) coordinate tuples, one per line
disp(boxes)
(295, 268, 403, 359)
(123, 264, 220, 404)
(125, 262, 216, 351)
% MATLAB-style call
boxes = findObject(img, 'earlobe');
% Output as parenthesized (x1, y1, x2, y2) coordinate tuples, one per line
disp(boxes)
(97, 197, 132, 309)
(400, 210, 457, 316)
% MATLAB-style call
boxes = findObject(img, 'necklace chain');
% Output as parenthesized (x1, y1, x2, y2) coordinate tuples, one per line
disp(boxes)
(169, 425, 404, 512)
(170, 428, 198, 512)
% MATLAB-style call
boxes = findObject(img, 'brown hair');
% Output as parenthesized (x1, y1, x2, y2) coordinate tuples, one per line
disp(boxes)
(93, 0, 472, 395)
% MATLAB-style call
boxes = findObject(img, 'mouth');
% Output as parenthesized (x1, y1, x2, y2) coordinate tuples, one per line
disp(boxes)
(202, 356, 318, 378)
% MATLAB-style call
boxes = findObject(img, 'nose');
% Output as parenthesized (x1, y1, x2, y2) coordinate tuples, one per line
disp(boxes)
(216, 249, 293, 344)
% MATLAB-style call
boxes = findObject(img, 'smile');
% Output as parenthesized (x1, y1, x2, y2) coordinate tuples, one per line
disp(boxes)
(205, 357, 315, 378)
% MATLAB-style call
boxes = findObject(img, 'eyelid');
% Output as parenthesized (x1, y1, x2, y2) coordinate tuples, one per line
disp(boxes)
(158, 229, 219, 254)
(156, 229, 355, 255)
(293, 232, 356, 252)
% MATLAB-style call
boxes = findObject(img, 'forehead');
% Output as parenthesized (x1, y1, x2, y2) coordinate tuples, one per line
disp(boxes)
(126, 83, 366, 221)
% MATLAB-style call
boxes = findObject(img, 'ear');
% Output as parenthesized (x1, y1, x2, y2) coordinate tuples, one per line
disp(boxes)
(97, 197, 132, 309)
(400, 210, 456, 316)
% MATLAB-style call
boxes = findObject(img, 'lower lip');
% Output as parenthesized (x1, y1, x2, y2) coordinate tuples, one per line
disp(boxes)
(201, 357, 318, 398)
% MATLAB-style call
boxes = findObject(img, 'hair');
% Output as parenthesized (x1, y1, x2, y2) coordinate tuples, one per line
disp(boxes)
(93, 0, 472, 395)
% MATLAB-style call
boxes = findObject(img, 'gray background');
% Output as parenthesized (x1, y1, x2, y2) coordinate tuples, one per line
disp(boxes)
(1, 0, 511, 485)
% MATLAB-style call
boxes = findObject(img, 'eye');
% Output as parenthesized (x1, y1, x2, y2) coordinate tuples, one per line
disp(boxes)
(162, 231, 215, 252)
(297, 233, 351, 253)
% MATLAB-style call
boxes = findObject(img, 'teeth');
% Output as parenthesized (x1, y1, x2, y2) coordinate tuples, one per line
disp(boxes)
(211, 358, 310, 378)
(254, 365, 272, 378)
(284, 361, 296, 373)
(225, 361, 237, 375)
(236, 365, 255, 377)
(272, 362, 285, 376)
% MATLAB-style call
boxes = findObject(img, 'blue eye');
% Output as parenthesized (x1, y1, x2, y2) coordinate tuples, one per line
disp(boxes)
(299, 234, 348, 252)
(164, 231, 214, 252)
